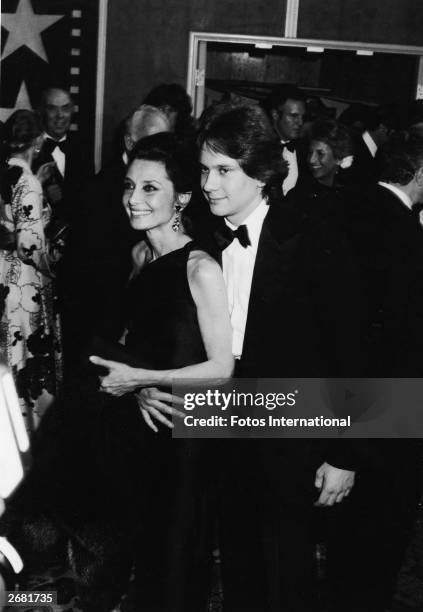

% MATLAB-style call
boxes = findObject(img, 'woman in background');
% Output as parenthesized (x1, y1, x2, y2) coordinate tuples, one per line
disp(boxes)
(285, 119, 355, 226)
(0, 110, 62, 433)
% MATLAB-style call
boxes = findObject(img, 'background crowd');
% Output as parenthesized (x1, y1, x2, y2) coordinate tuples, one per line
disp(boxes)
(0, 81, 423, 612)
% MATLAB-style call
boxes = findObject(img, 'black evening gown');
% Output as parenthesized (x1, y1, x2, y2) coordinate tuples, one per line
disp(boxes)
(2, 241, 213, 612)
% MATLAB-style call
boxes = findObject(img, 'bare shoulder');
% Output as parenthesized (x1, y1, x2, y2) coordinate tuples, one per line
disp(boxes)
(187, 249, 222, 290)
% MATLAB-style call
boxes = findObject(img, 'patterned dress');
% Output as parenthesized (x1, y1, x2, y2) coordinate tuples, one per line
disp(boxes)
(0, 157, 62, 434)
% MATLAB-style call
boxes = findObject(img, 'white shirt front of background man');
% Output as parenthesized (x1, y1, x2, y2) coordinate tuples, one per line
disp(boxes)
(43, 133, 66, 177)
(362, 130, 378, 159)
(222, 199, 269, 358)
(281, 143, 298, 195)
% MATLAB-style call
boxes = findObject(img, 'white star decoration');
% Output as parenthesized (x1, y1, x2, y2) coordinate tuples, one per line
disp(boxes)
(1, 0, 64, 62)
(0, 81, 32, 123)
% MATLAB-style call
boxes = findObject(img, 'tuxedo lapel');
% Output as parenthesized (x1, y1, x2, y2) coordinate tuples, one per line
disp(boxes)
(241, 205, 299, 368)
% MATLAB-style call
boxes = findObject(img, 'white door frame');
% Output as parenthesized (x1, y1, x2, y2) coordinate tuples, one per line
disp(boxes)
(186, 31, 423, 118)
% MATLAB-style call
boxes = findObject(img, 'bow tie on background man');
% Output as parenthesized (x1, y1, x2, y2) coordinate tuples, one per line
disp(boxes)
(44, 137, 67, 155)
(281, 140, 296, 153)
(214, 223, 251, 250)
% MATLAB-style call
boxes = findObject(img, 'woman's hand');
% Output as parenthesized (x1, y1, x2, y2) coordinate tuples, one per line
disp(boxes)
(136, 387, 185, 432)
(89, 355, 141, 396)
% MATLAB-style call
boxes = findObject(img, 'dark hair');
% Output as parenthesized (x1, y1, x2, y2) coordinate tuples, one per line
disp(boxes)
(130, 132, 198, 193)
(129, 132, 200, 232)
(143, 84, 194, 137)
(3, 110, 43, 154)
(39, 86, 73, 108)
(144, 84, 192, 117)
(198, 103, 286, 200)
(261, 84, 305, 117)
(310, 119, 353, 160)
(379, 132, 423, 185)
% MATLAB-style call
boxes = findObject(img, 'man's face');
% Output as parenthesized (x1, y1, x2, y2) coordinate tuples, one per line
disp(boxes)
(42, 89, 73, 139)
(272, 98, 305, 142)
(200, 145, 263, 226)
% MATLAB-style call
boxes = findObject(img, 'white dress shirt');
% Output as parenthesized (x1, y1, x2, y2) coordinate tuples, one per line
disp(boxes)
(281, 143, 298, 195)
(44, 133, 66, 177)
(222, 199, 269, 358)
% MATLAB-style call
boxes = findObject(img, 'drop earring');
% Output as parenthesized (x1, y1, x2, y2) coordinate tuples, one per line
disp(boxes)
(172, 204, 182, 232)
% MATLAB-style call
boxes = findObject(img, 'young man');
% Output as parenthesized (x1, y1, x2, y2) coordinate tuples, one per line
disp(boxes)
(196, 103, 360, 612)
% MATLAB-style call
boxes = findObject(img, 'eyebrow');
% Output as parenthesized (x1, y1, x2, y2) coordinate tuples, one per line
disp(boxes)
(200, 162, 236, 169)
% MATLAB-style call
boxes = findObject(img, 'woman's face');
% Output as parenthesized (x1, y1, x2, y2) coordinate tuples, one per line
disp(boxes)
(308, 140, 340, 186)
(200, 145, 263, 226)
(123, 159, 177, 231)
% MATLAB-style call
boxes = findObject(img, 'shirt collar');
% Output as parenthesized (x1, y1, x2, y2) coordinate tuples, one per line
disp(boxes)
(362, 131, 377, 158)
(378, 181, 413, 211)
(43, 132, 67, 143)
(225, 199, 269, 252)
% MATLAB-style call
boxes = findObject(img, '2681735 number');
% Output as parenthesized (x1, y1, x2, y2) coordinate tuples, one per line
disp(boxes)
(5, 591, 57, 606)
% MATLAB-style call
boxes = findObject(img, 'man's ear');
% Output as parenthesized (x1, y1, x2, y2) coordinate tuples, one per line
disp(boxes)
(177, 192, 192, 208)
(270, 109, 279, 124)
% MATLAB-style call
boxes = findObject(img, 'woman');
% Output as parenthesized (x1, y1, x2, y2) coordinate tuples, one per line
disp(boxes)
(91, 132, 233, 610)
(285, 118, 356, 226)
(0, 110, 62, 434)
(0, 132, 232, 611)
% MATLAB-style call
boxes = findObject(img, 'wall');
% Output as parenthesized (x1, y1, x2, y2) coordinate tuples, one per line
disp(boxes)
(102, 0, 423, 162)
(298, 0, 423, 45)
(102, 0, 287, 161)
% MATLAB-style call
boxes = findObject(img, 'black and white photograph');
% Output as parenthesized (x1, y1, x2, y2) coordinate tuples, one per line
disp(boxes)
(1, 1, 423, 610)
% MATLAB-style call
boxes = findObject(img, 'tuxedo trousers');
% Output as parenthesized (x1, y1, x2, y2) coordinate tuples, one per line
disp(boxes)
(216, 439, 321, 612)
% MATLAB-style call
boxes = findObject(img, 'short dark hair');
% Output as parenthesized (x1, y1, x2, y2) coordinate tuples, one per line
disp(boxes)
(3, 109, 43, 153)
(261, 84, 305, 116)
(198, 103, 286, 200)
(129, 131, 198, 194)
(379, 132, 423, 185)
(39, 86, 73, 108)
(310, 119, 353, 160)
(143, 83, 192, 117)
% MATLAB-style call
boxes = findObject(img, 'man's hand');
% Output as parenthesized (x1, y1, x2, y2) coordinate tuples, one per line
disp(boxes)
(136, 387, 184, 432)
(314, 462, 355, 507)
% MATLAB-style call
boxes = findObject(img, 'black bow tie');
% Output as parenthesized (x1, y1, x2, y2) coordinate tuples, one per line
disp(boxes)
(214, 223, 251, 250)
(282, 141, 296, 153)
(44, 138, 67, 155)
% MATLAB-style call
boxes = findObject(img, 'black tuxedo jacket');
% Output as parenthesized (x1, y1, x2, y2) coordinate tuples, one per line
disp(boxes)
(33, 132, 94, 222)
(207, 202, 363, 379)
(349, 183, 423, 376)
(341, 131, 379, 187)
(205, 202, 365, 470)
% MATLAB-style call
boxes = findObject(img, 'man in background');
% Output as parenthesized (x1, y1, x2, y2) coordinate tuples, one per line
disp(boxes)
(261, 84, 308, 194)
(34, 86, 94, 226)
